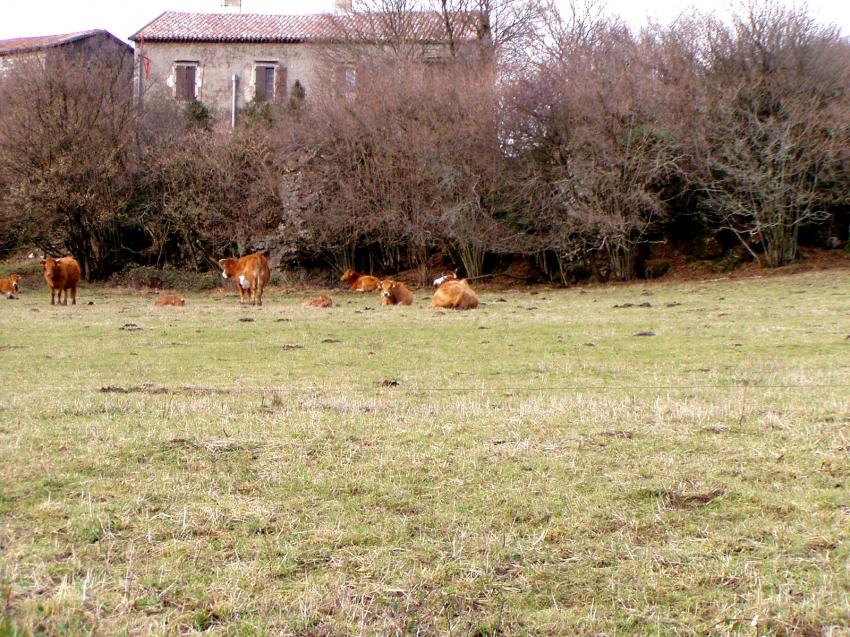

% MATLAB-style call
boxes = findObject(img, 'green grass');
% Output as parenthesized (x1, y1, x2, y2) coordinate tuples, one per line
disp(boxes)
(1, 272, 849, 635)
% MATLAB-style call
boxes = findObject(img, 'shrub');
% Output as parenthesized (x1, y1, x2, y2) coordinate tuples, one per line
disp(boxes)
(184, 100, 213, 130)
(109, 266, 221, 291)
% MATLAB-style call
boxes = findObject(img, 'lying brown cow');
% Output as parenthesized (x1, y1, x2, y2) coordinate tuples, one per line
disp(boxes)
(432, 272, 478, 310)
(218, 252, 271, 306)
(380, 280, 413, 306)
(340, 268, 380, 292)
(0, 274, 22, 298)
(154, 294, 186, 306)
(303, 295, 333, 308)
(41, 256, 81, 305)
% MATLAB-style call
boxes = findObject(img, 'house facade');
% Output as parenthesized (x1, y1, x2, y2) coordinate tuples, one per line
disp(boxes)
(129, 9, 480, 124)
(0, 29, 132, 76)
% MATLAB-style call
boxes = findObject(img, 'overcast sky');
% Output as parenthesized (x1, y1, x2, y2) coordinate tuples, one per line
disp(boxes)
(1, 0, 848, 42)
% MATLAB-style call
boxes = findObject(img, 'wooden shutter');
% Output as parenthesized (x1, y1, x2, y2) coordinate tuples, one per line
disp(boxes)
(255, 66, 267, 101)
(184, 66, 196, 101)
(175, 66, 186, 100)
(176, 65, 196, 101)
(275, 66, 287, 101)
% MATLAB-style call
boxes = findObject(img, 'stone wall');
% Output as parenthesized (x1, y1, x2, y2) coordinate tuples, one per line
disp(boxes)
(135, 41, 332, 120)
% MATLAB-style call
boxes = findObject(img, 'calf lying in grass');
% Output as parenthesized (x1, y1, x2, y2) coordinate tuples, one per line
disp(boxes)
(380, 280, 413, 306)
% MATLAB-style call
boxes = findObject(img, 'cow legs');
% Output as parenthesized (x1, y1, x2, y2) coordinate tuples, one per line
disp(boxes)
(60, 289, 67, 305)
(70, 286, 76, 305)
(253, 275, 262, 306)
(50, 288, 56, 305)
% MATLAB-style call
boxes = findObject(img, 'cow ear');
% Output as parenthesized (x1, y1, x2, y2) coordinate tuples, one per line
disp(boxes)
(218, 259, 225, 265)
(40, 258, 46, 264)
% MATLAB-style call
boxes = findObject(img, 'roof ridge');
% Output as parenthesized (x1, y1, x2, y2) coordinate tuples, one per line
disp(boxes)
(0, 29, 123, 56)
(154, 9, 446, 17)
(129, 10, 477, 44)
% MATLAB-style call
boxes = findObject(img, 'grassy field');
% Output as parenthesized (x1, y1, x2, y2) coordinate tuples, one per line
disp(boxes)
(1, 270, 849, 636)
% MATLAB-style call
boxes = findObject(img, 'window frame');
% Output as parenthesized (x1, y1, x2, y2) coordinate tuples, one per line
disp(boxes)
(174, 61, 199, 102)
(254, 61, 286, 103)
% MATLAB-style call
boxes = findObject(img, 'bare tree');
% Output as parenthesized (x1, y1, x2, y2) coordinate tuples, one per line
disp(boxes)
(270, 50, 522, 281)
(505, 6, 682, 280)
(682, 2, 850, 266)
(0, 51, 135, 279)
(134, 112, 282, 269)
(430, 0, 544, 67)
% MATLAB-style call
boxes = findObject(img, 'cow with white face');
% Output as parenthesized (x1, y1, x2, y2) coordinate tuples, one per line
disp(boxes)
(218, 252, 271, 306)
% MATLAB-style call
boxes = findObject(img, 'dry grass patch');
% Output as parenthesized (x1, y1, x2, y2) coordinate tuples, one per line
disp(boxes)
(1, 272, 849, 634)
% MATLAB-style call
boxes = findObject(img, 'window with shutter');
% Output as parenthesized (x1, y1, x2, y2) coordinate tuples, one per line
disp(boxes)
(344, 68, 356, 88)
(335, 66, 357, 98)
(174, 63, 197, 101)
(254, 63, 287, 102)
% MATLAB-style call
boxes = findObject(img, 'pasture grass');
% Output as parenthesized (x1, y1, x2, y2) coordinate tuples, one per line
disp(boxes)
(1, 272, 849, 635)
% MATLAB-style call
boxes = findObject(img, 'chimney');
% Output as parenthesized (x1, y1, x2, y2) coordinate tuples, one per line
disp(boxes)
(334, 0, 352, 13)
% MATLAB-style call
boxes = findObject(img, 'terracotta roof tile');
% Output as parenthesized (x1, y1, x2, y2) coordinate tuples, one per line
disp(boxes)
(129, 11, 478, 44)
(0, 29, 111, 56)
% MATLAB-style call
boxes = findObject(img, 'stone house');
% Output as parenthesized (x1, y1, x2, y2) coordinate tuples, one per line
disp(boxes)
(0, 29, 132, 77)
(129, 7, 480, 124)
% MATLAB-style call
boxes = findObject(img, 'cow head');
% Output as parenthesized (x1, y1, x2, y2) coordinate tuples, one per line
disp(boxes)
(380, 279, 396, 299)
(433, 271, 457, 287)
(218, 258, 238, 280)
(41, 258, 59, 283)
(8, 274, 21, 293)
(340, 268, 357, 284)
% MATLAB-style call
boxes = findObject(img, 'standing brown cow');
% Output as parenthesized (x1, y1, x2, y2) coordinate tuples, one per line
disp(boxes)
(41, 257, 81, 305)
(218, 252, 271, 306)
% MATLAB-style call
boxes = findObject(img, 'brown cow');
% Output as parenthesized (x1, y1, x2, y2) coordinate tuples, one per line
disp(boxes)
(41, 256, 81, 305)
(380, 280, 414, 306)
(340, 268, 380, 292)
(218, 252, 271, 306)
(0, 274, 22, 298)
(303, 295, 333, 308)
(432, 273, 478, 310)
(154, 294, 186, 306)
